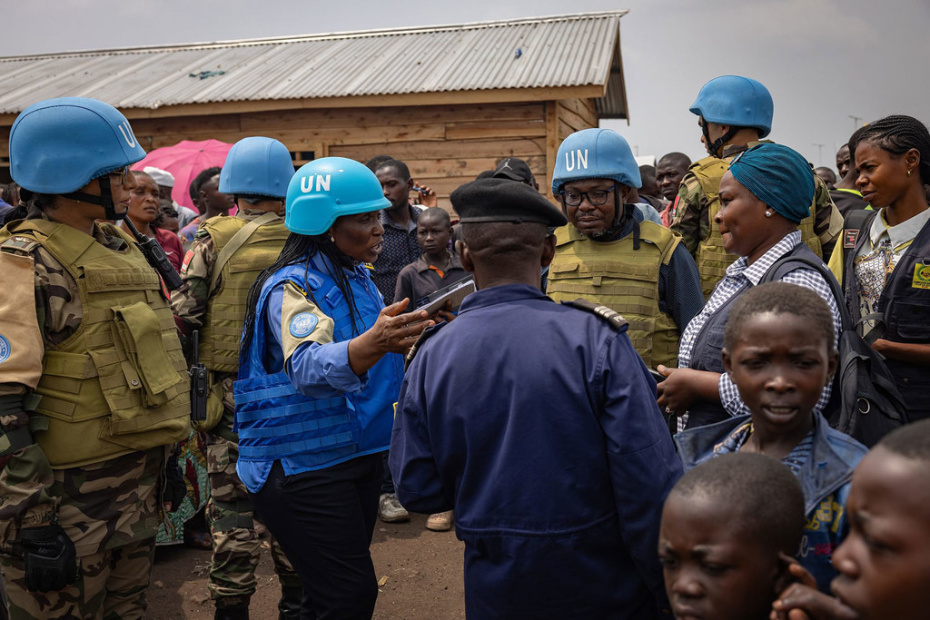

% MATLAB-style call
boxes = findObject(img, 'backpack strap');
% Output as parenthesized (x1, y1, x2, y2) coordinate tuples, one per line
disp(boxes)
(841, 209, 876, 269)
(840, 210, 885, 341)
(760, 254, 852, 331)
(209, 211, 280, 293)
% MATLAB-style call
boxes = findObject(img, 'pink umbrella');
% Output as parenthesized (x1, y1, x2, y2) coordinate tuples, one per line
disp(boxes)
(133, 139, 233, 211)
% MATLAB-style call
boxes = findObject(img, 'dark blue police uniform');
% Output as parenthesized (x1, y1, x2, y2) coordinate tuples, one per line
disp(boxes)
(390, 283, 681, 619)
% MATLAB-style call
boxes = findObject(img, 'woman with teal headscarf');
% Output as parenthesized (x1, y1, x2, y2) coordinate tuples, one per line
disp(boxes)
(657, 142, 843, 428)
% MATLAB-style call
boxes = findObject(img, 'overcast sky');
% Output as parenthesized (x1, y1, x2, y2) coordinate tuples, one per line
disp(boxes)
(2, 0, 928, 170)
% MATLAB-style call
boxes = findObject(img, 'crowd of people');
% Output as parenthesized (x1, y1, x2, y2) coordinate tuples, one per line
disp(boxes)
(0, 71, 928, 620)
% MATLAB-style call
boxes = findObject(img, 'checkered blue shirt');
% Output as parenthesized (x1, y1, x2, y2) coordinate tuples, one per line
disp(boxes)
(678, 231, 842, 420)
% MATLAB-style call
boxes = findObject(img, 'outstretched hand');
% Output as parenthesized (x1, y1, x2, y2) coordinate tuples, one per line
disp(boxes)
(376, 298, 434, 355)
(347, 298, 435, 376)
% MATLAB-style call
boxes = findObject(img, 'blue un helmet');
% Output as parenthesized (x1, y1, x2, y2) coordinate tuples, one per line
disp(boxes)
(219, 137, 295, 200)
(551, 128, 642, 196)
(285, 157, 390, 235)
(9, 97, 145, 220)
(690, 75, 774, 156)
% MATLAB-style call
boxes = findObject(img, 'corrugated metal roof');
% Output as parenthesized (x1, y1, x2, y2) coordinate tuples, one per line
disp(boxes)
(0, 11, 628, 115)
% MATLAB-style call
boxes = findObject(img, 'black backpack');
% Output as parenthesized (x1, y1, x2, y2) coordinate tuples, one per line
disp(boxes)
(761, 255, 908, 447)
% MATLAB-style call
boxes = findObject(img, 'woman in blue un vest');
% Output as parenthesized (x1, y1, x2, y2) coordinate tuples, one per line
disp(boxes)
(236, 157, 432, 619)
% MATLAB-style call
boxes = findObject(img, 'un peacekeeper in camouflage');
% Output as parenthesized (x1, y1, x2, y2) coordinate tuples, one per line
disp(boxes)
(0, 98, 190, 620)
(170, 136, 301, 620)
(672, 141, 843, 298)
(673, 76, 843, 299)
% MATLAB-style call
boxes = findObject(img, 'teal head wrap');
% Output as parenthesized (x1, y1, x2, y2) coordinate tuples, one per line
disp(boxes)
(728, 143, 815, 223)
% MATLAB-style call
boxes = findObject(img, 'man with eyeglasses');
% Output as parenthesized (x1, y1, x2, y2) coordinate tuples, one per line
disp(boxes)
(546, 128, 703, 371)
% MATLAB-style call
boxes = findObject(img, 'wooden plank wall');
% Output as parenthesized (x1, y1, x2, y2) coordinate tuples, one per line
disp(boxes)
(0, 99, 599, 205)
(132, 101, 553, 211)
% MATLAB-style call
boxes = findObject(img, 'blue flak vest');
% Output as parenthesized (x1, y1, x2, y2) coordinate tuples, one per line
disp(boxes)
(234, 259, 404, 470)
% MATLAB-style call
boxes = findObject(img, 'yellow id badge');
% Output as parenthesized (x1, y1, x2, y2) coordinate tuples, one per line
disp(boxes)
(913, 263, 930, 290)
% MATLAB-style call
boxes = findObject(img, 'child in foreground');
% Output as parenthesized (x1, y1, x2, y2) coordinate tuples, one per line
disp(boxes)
(660, 452, 805, 620)
(772, 418, 930, 620)
(674, 282, 868, 592)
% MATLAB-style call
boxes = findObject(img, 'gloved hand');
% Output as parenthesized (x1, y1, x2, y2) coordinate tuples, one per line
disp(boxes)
(19, 523, 78, 592)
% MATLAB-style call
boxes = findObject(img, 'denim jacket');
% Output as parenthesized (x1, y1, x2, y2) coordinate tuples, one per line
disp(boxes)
(674, 413, 867, 593)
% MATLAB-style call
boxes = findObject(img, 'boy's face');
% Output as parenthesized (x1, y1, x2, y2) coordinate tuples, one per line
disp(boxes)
(417, 215, 452, 256)
(831, 447, 930, 620)
(723, 311, 837, 437)
(659, 492, 783, 620)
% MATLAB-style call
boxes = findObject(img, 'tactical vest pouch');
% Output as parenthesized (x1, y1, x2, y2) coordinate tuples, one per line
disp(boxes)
(548, 260, 658, 307)
(35, 352, 99, 421)
(112, 301, 182, 406)
(886, 299, 929, 341)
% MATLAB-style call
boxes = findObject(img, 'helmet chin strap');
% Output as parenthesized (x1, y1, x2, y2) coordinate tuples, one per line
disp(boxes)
(589, 192, 637, 247)
(702, 119, 739, 159)
(61, 174, 125, 221)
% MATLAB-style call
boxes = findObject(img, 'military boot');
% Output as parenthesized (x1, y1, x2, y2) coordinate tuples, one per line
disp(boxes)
(214, 602, 250, 620)
(278, 585, 303, 620)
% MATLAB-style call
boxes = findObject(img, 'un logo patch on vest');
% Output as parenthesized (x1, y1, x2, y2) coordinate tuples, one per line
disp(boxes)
(0, 334, 10, 364)
(913, 263, 930, 290)
(289, 313, 319, 338)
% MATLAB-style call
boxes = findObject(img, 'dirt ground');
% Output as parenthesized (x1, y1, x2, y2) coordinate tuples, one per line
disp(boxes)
(148, 513, 466, 619)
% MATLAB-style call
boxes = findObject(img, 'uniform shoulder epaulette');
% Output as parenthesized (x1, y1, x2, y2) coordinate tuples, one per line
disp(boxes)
(0, 236, 40, 255)
(404, 321, 448, 371)
(562, 298, 629, 331)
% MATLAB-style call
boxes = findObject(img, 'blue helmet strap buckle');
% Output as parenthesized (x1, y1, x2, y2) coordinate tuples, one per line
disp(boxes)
(62, 174, 124, 221)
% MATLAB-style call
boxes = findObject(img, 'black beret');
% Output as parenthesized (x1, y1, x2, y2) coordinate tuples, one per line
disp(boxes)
(450, 178, 568, 227)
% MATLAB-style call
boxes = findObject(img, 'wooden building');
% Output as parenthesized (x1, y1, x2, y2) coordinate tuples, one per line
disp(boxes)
(0, 11, 630, 205)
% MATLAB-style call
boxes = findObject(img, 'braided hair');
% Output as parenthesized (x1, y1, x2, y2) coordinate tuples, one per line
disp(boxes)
(240, 232, 367, 364)
(854, 115, 930, 185)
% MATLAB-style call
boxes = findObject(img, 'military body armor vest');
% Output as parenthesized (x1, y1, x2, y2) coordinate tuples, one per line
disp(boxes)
(200, 215, 289, 374)
(1, 220, 189, 468)
(691, 154, 822, 299)
(548, 220, 681, 368)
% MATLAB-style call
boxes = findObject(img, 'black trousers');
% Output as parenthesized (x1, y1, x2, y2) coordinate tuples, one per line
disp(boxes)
(254, 454, 382, 620)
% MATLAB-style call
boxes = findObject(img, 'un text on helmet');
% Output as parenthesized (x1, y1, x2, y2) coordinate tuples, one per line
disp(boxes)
(300, 174, 331, 193)
(564, 149, 589, 172)
(118, 122, 136, 148)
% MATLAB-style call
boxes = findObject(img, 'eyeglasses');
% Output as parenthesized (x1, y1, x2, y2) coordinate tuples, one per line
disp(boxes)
(559, 185, 616, 207)
(108, 166, 132, 185)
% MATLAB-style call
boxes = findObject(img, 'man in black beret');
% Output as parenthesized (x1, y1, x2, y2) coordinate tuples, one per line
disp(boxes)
(389, 178, 681, 620)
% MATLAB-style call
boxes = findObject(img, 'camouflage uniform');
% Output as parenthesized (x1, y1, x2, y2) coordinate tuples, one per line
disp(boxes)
(672, 140, 844, 298)
(171, 210, 301, 614)
(0, 209, 177, 620)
